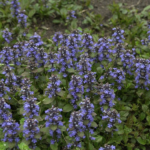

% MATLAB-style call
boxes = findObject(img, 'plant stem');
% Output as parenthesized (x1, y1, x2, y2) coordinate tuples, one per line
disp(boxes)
(66, 76, 68, 89)
(85, 131, 90, 150)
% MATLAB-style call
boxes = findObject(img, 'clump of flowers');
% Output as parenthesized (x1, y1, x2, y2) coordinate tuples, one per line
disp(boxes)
(141, 39, 149, 46)
(20, 78, 34, 100)
(12, 48, 21, 66)
(0, 80, 10, 97)
(1, 118, 20, 145)
(79, 97, 95, 140)
(53, 32, 63, 45)
(77, 53, 92, 75)
(45, 75, 61, 98)
(46, 51, 57, 72)
(108, 68, 126, 90)
(29, 32, 43, 47)
(120, 50, 135, 74)
(69, 75, 84, 109)
(61, 33, 69, 46)
(112, 27, 125, 44)
(2, 66, 17, 93)
(2, 29, 12, 43)
(23, 118, 40, 149)
(80, 97, 94, 126)
(102, 109, 121, 128)
(13, 42, 26, 64)
(100, 67, 126, 90)
(112, 43, 125, 66)
(45, 106, 63, 144)
(82, 33, 94, 50)
(134, 58, 150, 90)
(23, 97, 39, 118)
(67, 36, 78, 62)
(11, 0, 20, 17)
(95, 37, 112, 62)
(0, 98, 11, 121)
(67, 111, 85, 148)
(70, 29, 82, 46)
(98, 83, 115, 111)
(99, 144, 116, 150)
(17, 10, 28, 28)
(56, 46, 73, 77)
(67, 11, 76, 20)
(24, 41, 39, 63)
(16, 76, 23, 87)
(37, 48, 47, 67)
(83, 71, 97, 93)
(0, 47, 13, 65)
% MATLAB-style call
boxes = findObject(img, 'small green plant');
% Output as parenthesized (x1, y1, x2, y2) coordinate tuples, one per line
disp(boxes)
(82, 12, 103, 31)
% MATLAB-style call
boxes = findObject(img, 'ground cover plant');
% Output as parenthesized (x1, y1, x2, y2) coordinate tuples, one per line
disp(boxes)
(1, 0, 150, 150)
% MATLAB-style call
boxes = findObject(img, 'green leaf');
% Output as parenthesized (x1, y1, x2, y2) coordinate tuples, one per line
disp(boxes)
(88, 4, 94, 10)
(33, 3, 39, 11)
(35, 147, 40, 150)
(146, 116, 150, 124)
(122, 9, 128, 14)
(88, 143, 95, 149)
(19, 107, 25, 114)
(145, 91, 150, 100)
(63, 104, 73, 112)
(77, 132, 84, 137)
(83, 120, 89, 125)
(90, 52, 97, 57)
(56, 91, 66, 97)
(20, 118, 25, 125)
(91, 122, 98, 128)
(67, 94, 71, 98)
(97, 67, 103, 74)
(41, 127, 50, 136)
(77, 27, 82, 32)
(18, 142, 30, 150)
(28, 9, 36, 18)
(0, 142, 7, 150)
(95, 136, 103, 143)
(67, 68, 75, 73)
(17, 68, 24, 74)
(124, 126, 132, 134)
(71, 20, 77, 29)
(43, 97, 54, 104)
(120, 111, 129, 118)
(33, 68, 43, 73)
(21, 72, 30, 77)
(50, 143, 58, 150)
(142, 105, 148, 112)
(139, 112, 145, 121)
(136, 89, 144, 97)
(34, 133, 41, 139)
(123, 133, 128, 143)
(6, 142, 16, 149)
(50, 125, 57, 131)
(137, 137, 146, 145)
(53, 20, 61, 24)
(21, 139, 30, 146)
(92, 34, 99, 42)
(60, 8, 67, 17)
(60, 126, 66, 131)
(20, 0, 30, 9)
(118, 129, 124, 134)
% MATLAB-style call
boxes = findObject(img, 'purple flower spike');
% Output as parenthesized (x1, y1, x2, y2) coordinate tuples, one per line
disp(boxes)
(45, 106, 63, 144)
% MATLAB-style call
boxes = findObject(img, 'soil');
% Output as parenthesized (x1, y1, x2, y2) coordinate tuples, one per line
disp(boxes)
(35, 0, 150, 39)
